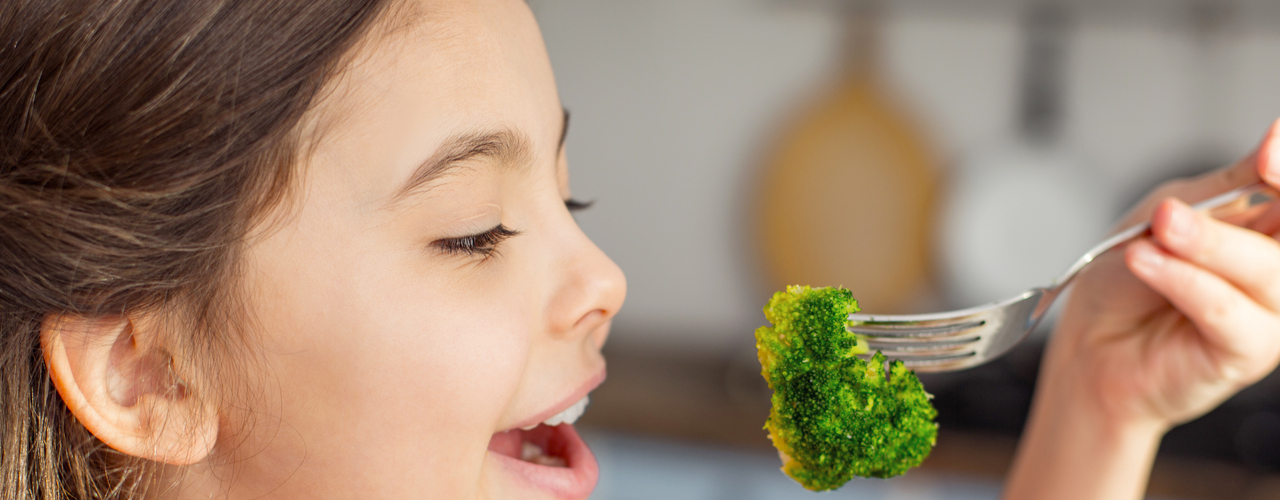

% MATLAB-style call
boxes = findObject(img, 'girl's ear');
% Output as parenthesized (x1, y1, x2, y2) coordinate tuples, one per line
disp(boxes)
(40, 314, 218, 465)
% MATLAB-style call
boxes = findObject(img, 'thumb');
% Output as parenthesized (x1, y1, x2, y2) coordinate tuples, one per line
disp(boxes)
(1261, 117, 1280, 189)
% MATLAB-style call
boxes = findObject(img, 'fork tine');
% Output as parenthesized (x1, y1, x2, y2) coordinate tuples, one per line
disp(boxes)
(845, 290, 1045, 372)
(899, 354, 978, 371)
(864, 337, 981, 353)
(889, 352, 978, 367)
(850, 320, 987, 338)
(857, 350, 978, 367)
(863, 346, 978, 357)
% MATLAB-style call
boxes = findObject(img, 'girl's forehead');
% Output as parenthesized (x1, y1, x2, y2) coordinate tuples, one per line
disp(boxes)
(313, 0, 553, 124)
(293, 0, 559, 206)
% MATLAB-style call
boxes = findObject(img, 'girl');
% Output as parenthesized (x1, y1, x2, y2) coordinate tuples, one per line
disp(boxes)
(3, 0, 623, 498)
(4, 0, 1279, 499)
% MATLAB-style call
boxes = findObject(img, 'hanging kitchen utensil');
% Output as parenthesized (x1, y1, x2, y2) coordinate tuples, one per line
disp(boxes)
(1122, 0, 1238, 212)
(938, 1, 1115, 308)
(756, 0, 940, 314)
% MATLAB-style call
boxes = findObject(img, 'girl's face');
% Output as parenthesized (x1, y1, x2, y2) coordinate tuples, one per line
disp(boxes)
(195, 1, 625, 498)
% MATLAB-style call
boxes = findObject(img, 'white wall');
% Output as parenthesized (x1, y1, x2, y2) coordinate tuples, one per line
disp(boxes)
(529, 0, 1280, 355)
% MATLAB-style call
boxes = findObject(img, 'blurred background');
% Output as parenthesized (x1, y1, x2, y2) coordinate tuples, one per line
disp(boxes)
(527, 0, 1280, 498)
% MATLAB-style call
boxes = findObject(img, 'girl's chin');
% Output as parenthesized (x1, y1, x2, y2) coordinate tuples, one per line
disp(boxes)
(485, 423, 599, 500)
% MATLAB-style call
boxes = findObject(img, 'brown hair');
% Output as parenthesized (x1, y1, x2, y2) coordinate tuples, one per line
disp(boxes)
(0, 0, 390, 497)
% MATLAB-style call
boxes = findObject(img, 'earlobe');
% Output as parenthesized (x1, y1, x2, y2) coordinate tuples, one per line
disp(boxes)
(41, 314, 218, 465)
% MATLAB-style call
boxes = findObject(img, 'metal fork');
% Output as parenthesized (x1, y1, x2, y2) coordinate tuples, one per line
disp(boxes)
(851, 182, 1280, 373)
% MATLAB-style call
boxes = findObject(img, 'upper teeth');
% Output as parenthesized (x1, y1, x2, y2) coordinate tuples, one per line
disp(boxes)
(521, 395, 589, 430)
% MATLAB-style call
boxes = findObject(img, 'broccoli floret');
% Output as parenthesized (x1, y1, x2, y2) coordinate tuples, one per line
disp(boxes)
(755, 285, 938, 490)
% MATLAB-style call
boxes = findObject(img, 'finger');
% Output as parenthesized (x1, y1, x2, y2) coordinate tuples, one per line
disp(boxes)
(1247, 199, 1280, 236)
(1115, 118, 1277, 229)
(1262, 117, 1280, 189)
(1125, 240, 1280, 366)
(1151, 198, 1280, 311)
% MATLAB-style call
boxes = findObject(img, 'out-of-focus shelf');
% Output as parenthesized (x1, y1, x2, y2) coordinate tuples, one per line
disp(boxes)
(581, 344, 1280, 499)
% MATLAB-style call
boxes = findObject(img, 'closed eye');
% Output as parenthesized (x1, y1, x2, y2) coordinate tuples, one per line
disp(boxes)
(432, 224, 520, 258)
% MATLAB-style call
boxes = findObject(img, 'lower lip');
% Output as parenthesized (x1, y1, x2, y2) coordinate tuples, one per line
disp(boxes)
(487, 423, 599, 499)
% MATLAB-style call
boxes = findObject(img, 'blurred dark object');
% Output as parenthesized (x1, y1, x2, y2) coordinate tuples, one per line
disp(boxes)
(937, 0, 1116, 308)
(923, 329, 1280, 475)
(923, 335, 1041, 436)
(1120, 0, 1239, 217)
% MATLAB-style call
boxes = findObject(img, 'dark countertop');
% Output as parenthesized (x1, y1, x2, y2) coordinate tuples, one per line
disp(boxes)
(581, 342, 1280, 499)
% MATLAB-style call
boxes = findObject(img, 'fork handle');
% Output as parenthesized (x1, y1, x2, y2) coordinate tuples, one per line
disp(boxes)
(1052, 182, 1280, 287)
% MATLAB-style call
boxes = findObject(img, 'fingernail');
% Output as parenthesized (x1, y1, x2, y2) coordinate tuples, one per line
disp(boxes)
(1130, 243, 1165, 275)
(1164, 201, 1199, 248)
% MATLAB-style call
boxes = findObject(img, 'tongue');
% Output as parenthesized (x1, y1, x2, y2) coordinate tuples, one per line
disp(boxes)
(522, 442, 567, 467)
(488, 424, 571, 467)
(488, 428, 524, 458)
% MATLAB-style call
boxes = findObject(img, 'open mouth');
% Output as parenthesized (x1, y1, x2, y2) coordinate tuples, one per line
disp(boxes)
(489, 422, 577, 467)
(487, 421, 598, 499)
(487, 392, 600, 499)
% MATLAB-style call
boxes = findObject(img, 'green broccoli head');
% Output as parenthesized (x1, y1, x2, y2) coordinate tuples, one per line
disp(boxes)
(755, 285, 938, 490)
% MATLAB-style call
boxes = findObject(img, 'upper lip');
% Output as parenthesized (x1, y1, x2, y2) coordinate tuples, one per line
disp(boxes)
(507, 369, 606, 432)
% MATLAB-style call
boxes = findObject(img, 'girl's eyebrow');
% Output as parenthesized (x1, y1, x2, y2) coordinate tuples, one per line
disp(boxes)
(388, 109, 569, 207)
(389, 129, 532, 205)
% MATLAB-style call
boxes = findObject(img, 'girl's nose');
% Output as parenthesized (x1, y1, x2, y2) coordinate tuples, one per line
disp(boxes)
(547, 233, 626, 343)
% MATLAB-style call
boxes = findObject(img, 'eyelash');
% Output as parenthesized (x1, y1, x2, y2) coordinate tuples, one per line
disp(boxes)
(433, 224, 521, 258)
(566, 198, 593, 212)
(431, 199, 590, 258)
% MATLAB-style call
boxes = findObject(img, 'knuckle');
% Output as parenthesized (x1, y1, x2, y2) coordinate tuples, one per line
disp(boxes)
(1196, 216, 1227, 258)
(1263, 268, 1280, 311)
(1199, 290, 1238, 329)
(1165, 260, 1201, 295)
(1221, 154, 1260, 184)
